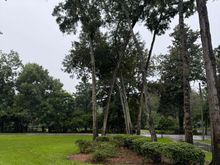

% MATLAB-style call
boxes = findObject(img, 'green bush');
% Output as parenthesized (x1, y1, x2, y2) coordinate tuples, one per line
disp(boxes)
(140, 142, 164, 163)
(111, 134, 147, 147)
(75, 140, 93, 153)
(111, 134, 205, 165)
(161, 142, 205, 165)
(96, 136, 111, 142)
(91, 142, 116, 162)
(131, 137, 151, 154)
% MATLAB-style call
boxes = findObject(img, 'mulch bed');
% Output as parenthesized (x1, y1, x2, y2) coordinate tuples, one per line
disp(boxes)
(68, 147, 158, 165)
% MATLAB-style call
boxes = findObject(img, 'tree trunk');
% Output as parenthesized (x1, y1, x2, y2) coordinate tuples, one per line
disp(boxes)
(102, 56, 122, 135)
(117, 79, 129, 134)
(199, 83, 205, 141)
(120, 73, 133, 134)
(137, 91, 143, 135)
(179, 0, 193, 144)
(196, 0, 220, 164)
(196, 0, 220, 165)
(89, 36, 98, 140)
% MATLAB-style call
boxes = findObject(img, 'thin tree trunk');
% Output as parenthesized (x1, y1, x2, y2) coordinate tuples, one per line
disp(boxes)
(196, 0, 220, 164)
(120, 73, 133, 134)
(179, 0, 193, 144)
(137, 91, 143, 135)
(117, 79, 129, 134)
(89, 36, 98, 140)
(199, 83, 205, 141)
(120, 3, 157, 141)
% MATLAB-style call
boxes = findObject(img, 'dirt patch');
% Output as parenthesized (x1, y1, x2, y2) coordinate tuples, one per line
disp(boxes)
(68, 147, 157, 165)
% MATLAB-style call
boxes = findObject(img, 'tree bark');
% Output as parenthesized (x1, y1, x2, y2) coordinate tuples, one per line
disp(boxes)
(199, 83, 205, 141)
(179, 0, 193, 144)
(120, 73, 133, 134)
(89, 36, 98, 140)
(117, 79, 130, 134)
(196, 0, 220, 164)
(137, 91, 143, 135)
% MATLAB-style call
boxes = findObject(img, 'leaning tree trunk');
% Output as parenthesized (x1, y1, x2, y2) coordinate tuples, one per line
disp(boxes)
(120, 73, 133, 134)
(89, 36, 98, 140)
(196, 0, 220, 164)
(117, 78, 133, 134)
(102, 0, 149, 136)
(179, 0, 193, 144)
(120, 3, 157, 141)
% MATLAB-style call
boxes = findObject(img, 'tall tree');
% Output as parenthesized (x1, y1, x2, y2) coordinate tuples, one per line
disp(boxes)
(53, 0, 102, 140)
(158, 26, 204, 134)
(196, 0, 220, 164)
(178, 0, 193, 144)
(0, 50, 22, 132)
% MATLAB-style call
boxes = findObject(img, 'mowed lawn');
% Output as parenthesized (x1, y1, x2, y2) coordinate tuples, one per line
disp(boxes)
(0, 134, 92, 165)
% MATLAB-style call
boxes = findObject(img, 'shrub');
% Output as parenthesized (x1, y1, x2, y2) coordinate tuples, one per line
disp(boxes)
(111, 134, 205, 165)
(131, 137, 151, 154)
(161, 142, 205, 165)
(111, 134, 148, 148)
(96, 136, 111, 142)
(75, 140, 93, 153)
(140, 142, 164, 163)
(91, 142, 116, 162)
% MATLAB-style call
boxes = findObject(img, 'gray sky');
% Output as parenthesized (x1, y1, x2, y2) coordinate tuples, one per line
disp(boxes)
(0, 0, 220, 93)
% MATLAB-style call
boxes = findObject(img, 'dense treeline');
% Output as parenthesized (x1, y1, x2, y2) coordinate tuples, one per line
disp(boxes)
(0, 51, 91, 133)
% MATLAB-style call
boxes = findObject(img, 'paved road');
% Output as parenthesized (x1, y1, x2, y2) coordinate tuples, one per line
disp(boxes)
(142, 133, 211, 141)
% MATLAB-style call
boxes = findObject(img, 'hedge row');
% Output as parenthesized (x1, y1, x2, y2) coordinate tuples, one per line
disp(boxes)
(96, 135, 205, 165)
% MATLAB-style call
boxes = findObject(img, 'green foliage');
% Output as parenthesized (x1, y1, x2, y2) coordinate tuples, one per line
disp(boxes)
(75, 140, 93, 153)
(161, 142, 205, 165)
(111, 134, 205, 164)
(76, 138, 116, 162)
(157, 26, 204, 132)
(157, 116, 178, 131)
(96, 136, 111, 142)
(91, 142, 116, 162)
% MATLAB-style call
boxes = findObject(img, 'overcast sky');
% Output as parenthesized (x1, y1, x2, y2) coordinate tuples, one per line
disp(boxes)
(0, 0, 220, 93)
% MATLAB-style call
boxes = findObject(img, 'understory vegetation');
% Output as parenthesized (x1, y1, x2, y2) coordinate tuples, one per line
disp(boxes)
(76, 135, 205, 165)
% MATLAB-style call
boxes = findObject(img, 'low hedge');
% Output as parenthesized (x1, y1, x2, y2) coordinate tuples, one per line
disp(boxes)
(91, 142, 116, 162)
(111, 134, 205, 165)
(76, 139, 116, 162)
(75, 139, 93, 153)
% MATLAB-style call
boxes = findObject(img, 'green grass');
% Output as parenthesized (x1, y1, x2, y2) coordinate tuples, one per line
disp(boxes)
(198, 139, 211, 144)
(0, 134, 92, 165)
(204, 151, 212, 162)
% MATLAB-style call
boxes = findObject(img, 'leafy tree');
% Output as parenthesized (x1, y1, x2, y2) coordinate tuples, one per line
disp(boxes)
(0, 50, 22, 132)
(73, 78, 92, 132)
(53, 0, 102, 140)
(157, 26, 204, 134)
(15, 63, 55, 128)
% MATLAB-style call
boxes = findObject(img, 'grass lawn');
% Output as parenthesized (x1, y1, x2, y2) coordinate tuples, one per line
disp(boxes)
(0, 134, 92, 165)
(198, 139, 211, 144)
(0, 134, 209, 165)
